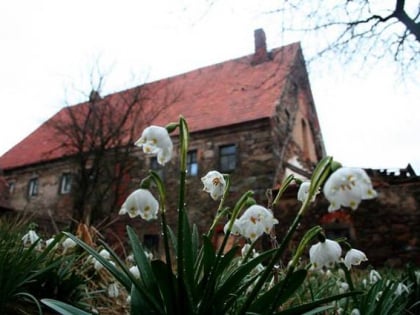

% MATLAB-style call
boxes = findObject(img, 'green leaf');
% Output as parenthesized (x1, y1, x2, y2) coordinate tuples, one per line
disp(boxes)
(181, 209, 195, 296)
(151, 260, 177, 315)
(250, 269, 307, 314)
(41, 298, 91, 315)
(167, 225, 178, 256)
(201, 235, 216, 276)
(213, 247, 277, 303)
(276, 291, 362, 315)
(301, 305, 335, 315)
(126, 226, 159, 292)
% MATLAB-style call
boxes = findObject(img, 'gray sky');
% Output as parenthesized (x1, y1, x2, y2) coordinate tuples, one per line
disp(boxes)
(0, 0, 419, 173)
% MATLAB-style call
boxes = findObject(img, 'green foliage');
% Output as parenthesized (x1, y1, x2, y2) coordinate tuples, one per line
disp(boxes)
(0, 219, 88, 314)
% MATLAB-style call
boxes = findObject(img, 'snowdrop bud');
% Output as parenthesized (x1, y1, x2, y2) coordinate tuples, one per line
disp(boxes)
(394, 282, 409, 296)
(297, 181, 317, 203)
(350, 309, 360, 315)
(129, 265, 140, 279)
(369, 269, 381, 284)
(108, 282, 119, 298)
(93, 259, 104, 271)
(45, 237, 55, 247)
(338, 281, 349, 294)
(99, 249, 111, 260)
(62, 237, 77, 251)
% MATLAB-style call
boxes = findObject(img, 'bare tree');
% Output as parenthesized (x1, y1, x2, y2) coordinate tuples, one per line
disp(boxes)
(48, 76, 182, 228)
(272, 0, 419, 74)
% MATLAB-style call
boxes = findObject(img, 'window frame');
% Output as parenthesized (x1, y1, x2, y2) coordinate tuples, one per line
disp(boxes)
(219, 144, 237, 173)
(186, 150, 198, 176)
(28, 177, 39, 197)
(59, 172, 73, 195)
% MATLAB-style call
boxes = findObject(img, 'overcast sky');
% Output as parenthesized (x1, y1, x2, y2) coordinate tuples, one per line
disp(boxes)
(0, 0, 419, 174)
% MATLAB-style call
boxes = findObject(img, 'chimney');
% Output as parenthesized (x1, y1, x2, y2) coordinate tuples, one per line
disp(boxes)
(89, 89, 101, 102)
(251, 28, 269, 65)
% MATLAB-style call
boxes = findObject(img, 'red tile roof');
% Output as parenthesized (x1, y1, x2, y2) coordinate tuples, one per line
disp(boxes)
(0, 42, 301, 170)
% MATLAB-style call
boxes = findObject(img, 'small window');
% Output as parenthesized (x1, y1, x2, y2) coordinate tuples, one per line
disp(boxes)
(150, 157, 164, 178)
(219, 144, 237, 172)
(60, 173, 72, 194)
(143, 234, 159, 253)
(8, 181, 15, 194)
(28, 178, 39, 197)
(187, 150, 198, 176)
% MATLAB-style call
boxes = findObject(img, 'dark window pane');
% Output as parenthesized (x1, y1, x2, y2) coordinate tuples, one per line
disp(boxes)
(220, 144, 236, 172)
(60, 173, 72, 194)
(28, 178, 38, 197)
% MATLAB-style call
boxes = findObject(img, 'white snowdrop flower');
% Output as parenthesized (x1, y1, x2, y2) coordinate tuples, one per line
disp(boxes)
(201, 171, 226, 200)
(62, 237, 77, 252)
(119, 189, 159, 221)
(369, 269, 382, 284)
(223, 219, 241, 236)
(415, 271, 420, 284)
(126, 295, 131, 304)
(236, 205, 278, 241)
(338, 281, 349, 294)
(350, 309, 361, 315)
(108, 282, 119, 298)
(99, 249, 111, 260)
(135, 125, 173, 165)
(22, 230, 40, 246)
(297, 181, 318, 203)
(93, 259, 104, 271)
(362, 278, 368, 288)
(45, 237, 55, 247)
(126, 254, 134, 263)
(129, 265, 140, 279)
(344, 248, 368, 270)
(309, 239, 342, 270)
(394, 282, 410, 296)
(323, 167, 377, 212)
(145, 252, 153, 260)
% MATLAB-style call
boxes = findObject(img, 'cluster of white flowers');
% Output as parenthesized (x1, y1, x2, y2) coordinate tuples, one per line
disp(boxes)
(309, 238, 368, 270)
(88, 249, 114, 271)
(323, 167, 377, 212)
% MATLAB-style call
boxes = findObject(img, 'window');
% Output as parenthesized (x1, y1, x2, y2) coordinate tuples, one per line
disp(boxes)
(219, 144, 237, 172)
(8, 181, 15, 194)
(150, 157, 164, 178)
(143, 234, 159, 253)
(28, 178, 39, 197)
(187, 150, 198, 176)
(59, 173, 72, 194)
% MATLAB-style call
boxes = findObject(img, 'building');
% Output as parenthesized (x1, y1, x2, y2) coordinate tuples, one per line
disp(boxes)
(5, 29, 417, 266)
